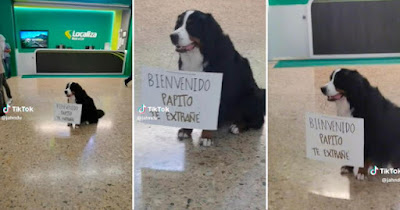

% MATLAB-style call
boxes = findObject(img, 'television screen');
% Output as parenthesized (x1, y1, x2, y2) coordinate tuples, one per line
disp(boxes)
(20, 30, 48, 48)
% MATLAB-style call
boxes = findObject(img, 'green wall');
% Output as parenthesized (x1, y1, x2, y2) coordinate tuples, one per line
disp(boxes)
(123, 20, 132, 76)
(34, 0, 131, 5)
(14, 7, 114, 52)
(0, 0, 17, 77)
(269, 0, 309, 5)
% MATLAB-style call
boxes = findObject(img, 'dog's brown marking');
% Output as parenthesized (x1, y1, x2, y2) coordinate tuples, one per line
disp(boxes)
(201, 130, 213, 139)
(189, 36, 202, 48)
(336, 89, 346, 94)
(358, 159, 373, 177)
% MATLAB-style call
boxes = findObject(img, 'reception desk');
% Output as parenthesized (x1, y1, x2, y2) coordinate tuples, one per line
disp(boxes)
(35, 49, 126, 74)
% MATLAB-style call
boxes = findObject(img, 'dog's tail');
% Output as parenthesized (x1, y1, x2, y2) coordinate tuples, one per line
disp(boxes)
(97, 109, 105, 119)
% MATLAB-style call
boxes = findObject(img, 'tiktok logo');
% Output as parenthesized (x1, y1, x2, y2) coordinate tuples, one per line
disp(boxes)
(370, 165, 379, 175)
(3, 104, 10, 114)
(138, 104, 146, 114)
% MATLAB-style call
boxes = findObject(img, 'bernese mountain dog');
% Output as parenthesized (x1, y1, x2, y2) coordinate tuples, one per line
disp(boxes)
(321, 68, 400, 180)
(170, 10, 266, 146)
(64, 82, 105, 126)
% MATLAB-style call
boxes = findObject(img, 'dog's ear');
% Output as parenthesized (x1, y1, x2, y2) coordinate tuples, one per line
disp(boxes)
(72, 83, 87, 99)
(71, 82, 83, 93)
(347, 71, 370, 101)
(174, 13, 184, 30)
(201, 13, 223, 61)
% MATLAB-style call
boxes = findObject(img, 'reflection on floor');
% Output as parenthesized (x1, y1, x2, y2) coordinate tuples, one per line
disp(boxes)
(269, 64, 400, 210)
(0, 77, 131, 209)
(134, 124, 266, 209)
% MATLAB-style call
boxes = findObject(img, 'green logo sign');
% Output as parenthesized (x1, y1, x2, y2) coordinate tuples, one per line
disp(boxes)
(65, 30, 97, 41)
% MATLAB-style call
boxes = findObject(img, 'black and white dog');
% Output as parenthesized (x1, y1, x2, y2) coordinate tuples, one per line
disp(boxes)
(64, 82, 105, 126)
(321, 68, 400, 180)
(170, 10, 265, 146)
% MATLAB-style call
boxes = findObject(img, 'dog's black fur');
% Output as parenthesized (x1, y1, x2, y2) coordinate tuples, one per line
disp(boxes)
(173, 11, 265, 131)
(65, 82, 104, 124)
(324, 69, 400, 170)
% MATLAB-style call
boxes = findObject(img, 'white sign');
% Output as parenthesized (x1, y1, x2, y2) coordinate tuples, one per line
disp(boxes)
(54, 103, 82, 124)
(305, 112, 364, 167)
(139, 66, 223, 130)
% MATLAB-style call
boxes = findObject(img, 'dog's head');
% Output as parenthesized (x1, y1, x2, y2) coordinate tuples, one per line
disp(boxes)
(170, 10, 223, 54)
(65, 82, 83, 97)
(321, 68, 370, 102)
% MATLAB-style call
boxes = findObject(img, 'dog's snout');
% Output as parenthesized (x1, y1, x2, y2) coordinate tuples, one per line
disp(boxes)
(170, 33, 179, 45)
(321, 86, 327, 95)
(64, 90, 68, 95)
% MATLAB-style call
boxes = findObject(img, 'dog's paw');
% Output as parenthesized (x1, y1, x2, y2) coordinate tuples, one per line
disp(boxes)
(340, 166, 354, 174)
(178, 131, 190, 139)
(200, 138, 213, 147)
(355, 172, 367, 180)
(355, 167, 368, 180)
(67, 123, 72, 127)
(178, 129, 192, 139)
(229, 124, 240, 135)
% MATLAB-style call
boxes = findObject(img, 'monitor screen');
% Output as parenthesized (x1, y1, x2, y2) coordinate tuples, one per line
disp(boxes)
(20, 30, 48, 48)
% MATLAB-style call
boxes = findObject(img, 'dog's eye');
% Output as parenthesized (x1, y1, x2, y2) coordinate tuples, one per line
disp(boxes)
(186, 19, 192, 25)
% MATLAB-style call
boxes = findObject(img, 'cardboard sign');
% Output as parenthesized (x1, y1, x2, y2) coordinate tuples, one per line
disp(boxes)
(305, 112, 364, 167)
(54, 103, 82, 124)
(139, 66, 223, 130)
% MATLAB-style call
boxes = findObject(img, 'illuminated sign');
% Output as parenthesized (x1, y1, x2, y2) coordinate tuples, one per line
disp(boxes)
(65, 30, 97, 41)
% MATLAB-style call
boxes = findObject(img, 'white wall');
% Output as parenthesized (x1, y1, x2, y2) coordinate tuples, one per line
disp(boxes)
(118, 9, 131, 50)
(15, 50, 36, 75)
(268, 5, 310, 60)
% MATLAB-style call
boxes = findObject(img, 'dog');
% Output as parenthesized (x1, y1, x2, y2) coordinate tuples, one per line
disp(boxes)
(170, 10, 266, 146)
(64, 82, 105, 126)
(321, 68, 400, 180)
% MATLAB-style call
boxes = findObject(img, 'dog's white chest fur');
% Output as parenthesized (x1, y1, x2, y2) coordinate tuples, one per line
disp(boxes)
(180, 48, 205, 72)
(68, 95, 76, 104)
(335, 97, 353, 117)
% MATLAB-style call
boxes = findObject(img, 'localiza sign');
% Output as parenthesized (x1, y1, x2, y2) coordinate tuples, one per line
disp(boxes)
(65, 30, 97, 41)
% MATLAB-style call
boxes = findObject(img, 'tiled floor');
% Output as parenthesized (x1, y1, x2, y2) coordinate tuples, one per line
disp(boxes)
(135, 125, 266, 209)
(134, 0, 266, 209)
(269, 64, 400, 210)
(0, 77, 132, 209)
